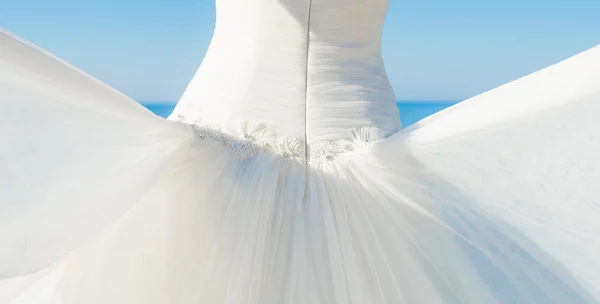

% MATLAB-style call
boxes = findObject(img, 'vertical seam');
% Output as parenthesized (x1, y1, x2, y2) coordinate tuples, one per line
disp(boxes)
(303, 0, 314, 208)
(303, 0, 313, 162)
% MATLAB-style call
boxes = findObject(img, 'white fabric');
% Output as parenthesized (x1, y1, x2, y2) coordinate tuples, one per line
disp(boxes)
(1, 1, 600, 303)
(172, 0, 401, 145)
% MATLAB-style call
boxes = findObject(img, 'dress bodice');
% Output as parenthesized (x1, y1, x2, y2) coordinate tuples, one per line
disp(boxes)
(170, 0, 401, 159)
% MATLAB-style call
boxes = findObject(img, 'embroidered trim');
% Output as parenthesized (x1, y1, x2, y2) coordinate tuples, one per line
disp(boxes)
(175, 115, 384, 160)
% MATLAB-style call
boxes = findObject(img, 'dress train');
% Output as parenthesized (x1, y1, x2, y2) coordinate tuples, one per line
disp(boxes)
(1, 29, 600, 303)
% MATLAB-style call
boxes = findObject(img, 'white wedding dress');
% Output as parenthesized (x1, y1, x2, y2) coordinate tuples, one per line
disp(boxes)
(1, 0, 600, 303)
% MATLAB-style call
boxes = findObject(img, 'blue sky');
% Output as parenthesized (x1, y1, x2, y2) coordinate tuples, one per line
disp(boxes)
(1, 0, 598, 102)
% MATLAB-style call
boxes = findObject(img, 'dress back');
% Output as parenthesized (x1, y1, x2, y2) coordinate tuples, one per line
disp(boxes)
(171, 0, 401, 158)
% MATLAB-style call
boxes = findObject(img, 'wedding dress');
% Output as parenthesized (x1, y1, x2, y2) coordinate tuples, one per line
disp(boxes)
(1, 0, 600, 303)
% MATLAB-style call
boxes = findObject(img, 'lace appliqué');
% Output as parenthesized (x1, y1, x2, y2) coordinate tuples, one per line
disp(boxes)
(175, 115, 384, 160)
(309, 127, 384, 160)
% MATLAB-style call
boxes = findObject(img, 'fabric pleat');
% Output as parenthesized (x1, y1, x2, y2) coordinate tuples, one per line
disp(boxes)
(1, 26, 600, 304)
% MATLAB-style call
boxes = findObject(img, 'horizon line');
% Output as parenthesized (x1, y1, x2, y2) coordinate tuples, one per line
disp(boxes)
(139, 100, 461, 105)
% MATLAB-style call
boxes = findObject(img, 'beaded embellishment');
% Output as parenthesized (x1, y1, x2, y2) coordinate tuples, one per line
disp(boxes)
(174, 115, 385, 161)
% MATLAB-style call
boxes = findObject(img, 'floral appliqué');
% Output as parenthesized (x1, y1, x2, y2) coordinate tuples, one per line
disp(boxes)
(175, 115, 385, 161)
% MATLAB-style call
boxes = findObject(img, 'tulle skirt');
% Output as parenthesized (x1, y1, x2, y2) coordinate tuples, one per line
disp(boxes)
(1, 29, 600, 303)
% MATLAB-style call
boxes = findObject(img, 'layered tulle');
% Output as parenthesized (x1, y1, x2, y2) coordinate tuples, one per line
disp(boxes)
(2, 28, 600, 303)
(387, 45, 600, 301)
(0, 29, 195, 282)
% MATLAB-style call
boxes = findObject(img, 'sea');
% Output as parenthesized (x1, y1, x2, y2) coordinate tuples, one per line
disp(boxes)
(143, 101, 457, 127)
